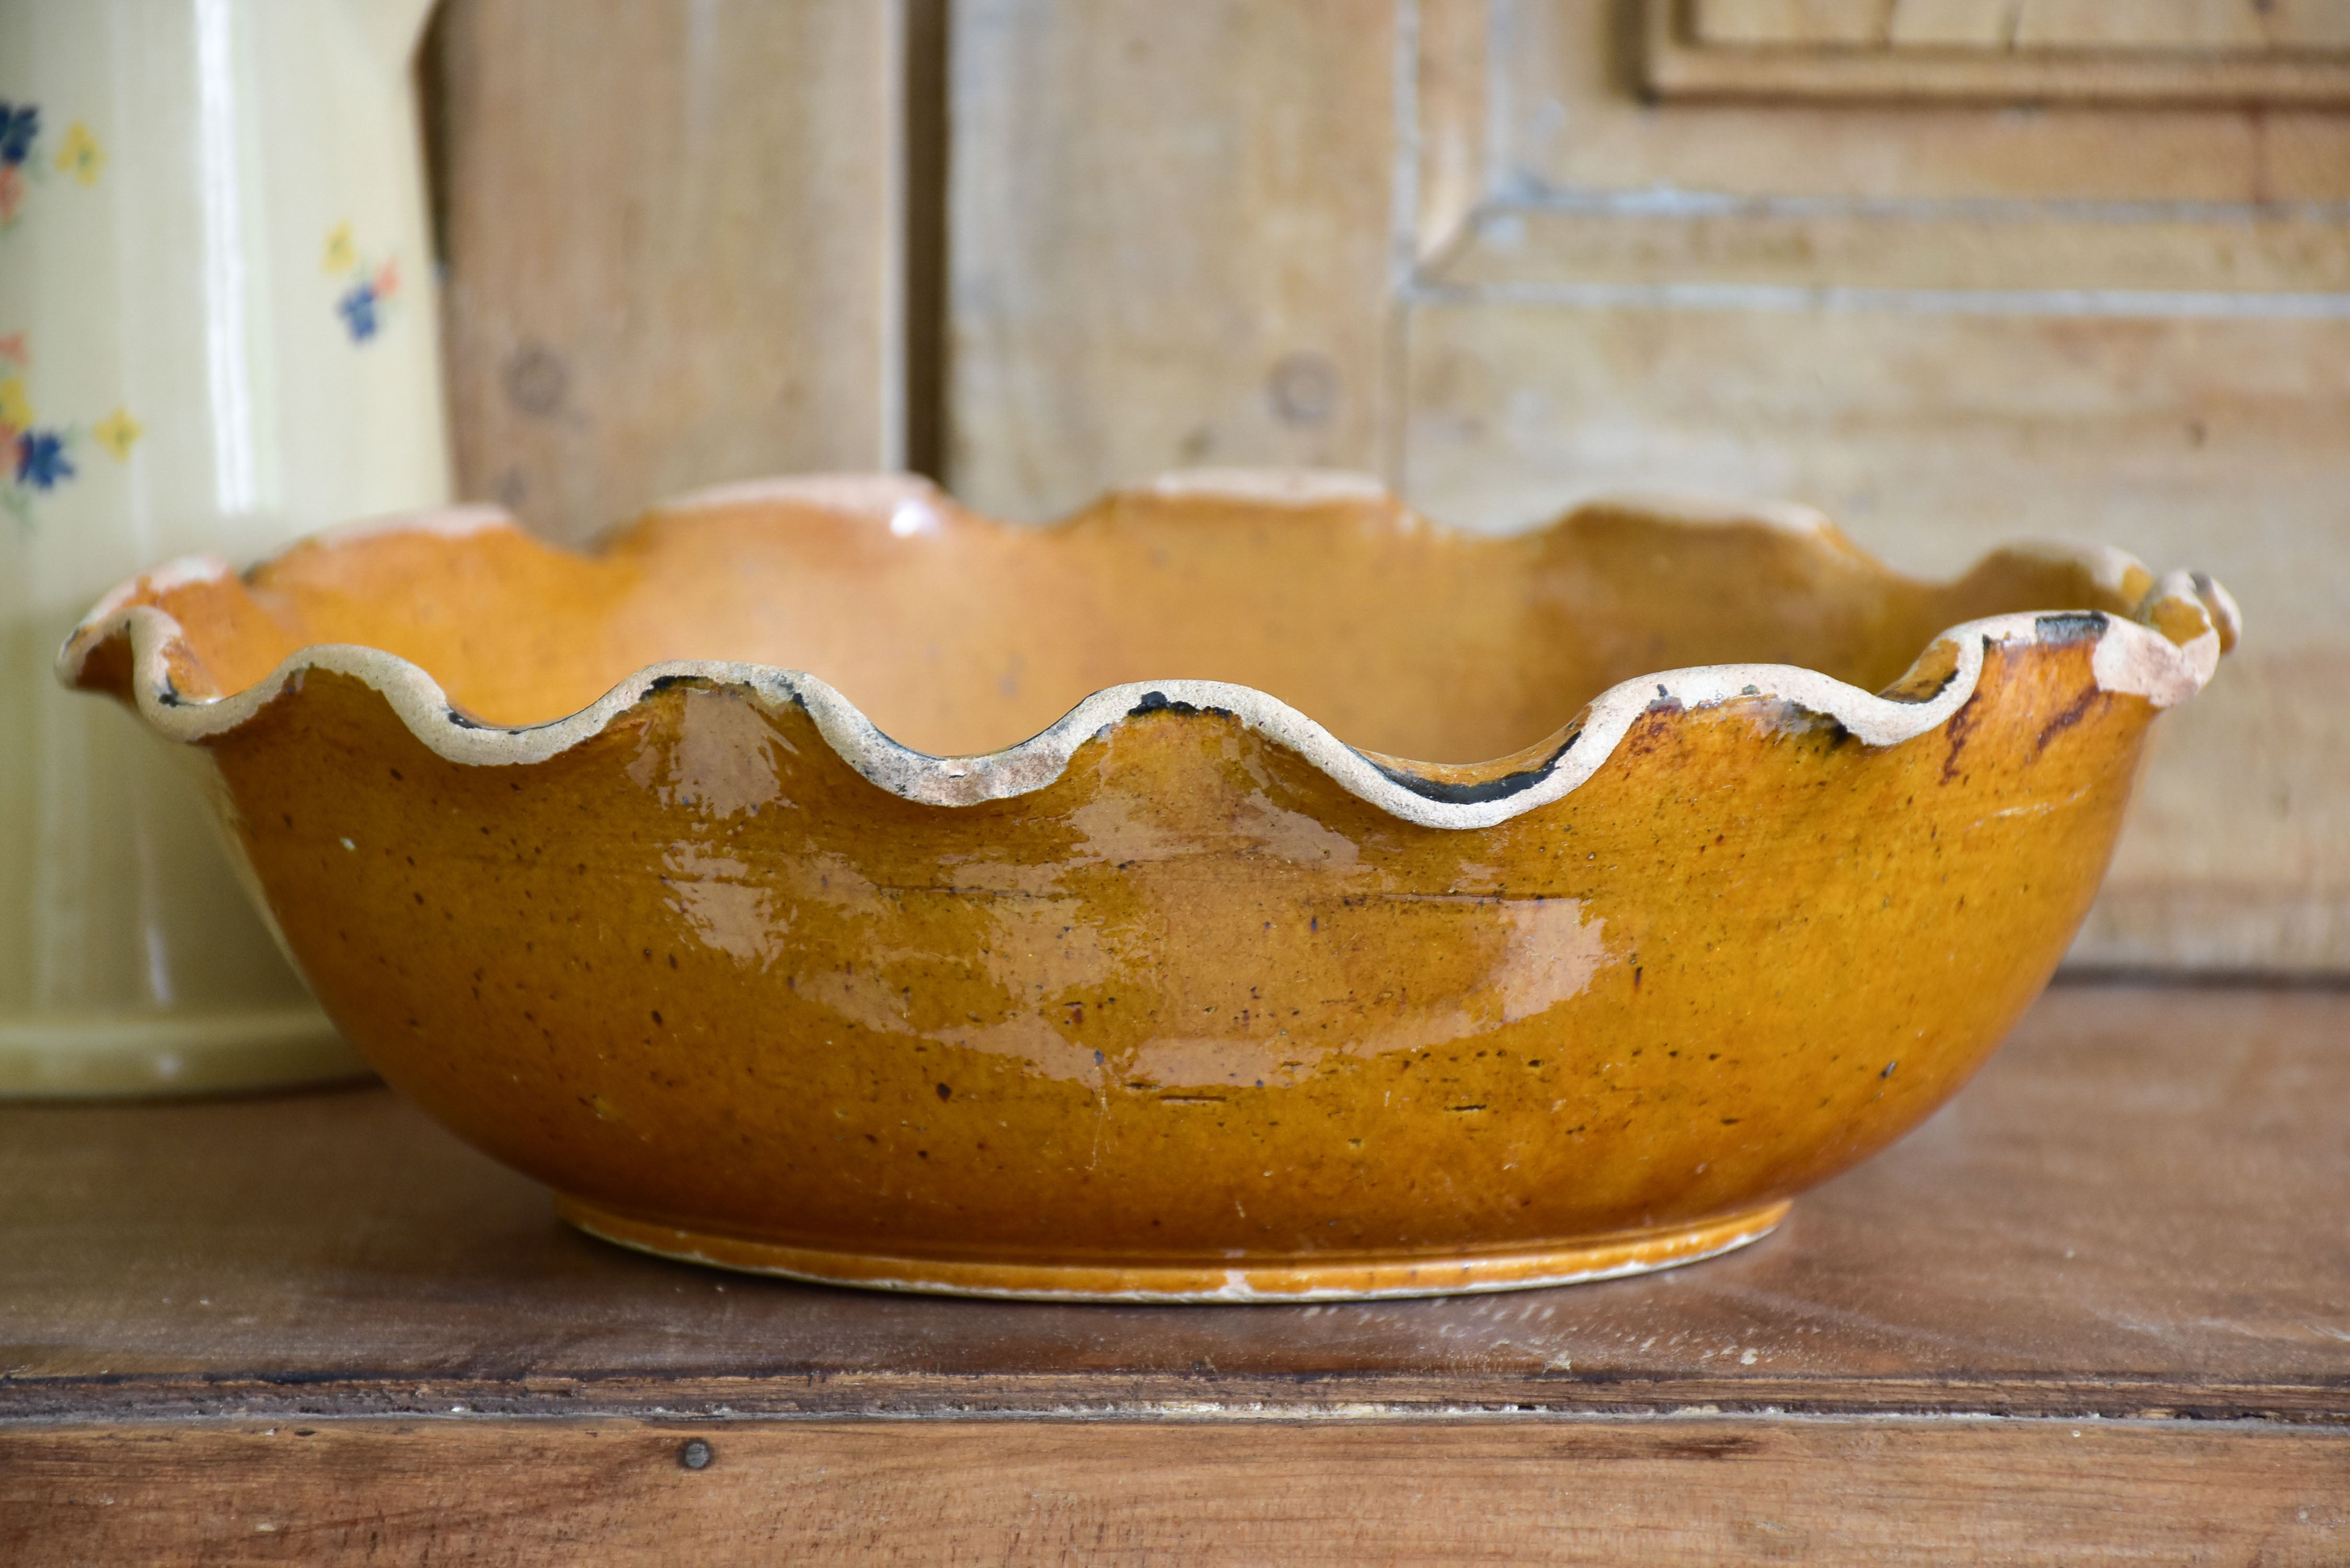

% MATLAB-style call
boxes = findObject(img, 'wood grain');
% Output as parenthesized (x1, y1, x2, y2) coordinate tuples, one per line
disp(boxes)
(1415, 0, 1494, 263)
(5, 1417, 2345, 1564)
(1693, 0, 1895, 48)
(2, 984, 2344, 1423)
(1888, 0, 2021, 47)
(2, 983, 2343, 1559)
(1658, 0, 2350, 105)
(429, 0, 904, 543)
(1502, 3, 2350, 203)
(947, 0, 1400, 522)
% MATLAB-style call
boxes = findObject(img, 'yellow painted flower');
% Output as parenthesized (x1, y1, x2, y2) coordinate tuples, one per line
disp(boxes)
(55, 122, 105, 186)
(0, 376, 32, 431)
(94, 407, 142, 459)
(322, 221, 358, 275)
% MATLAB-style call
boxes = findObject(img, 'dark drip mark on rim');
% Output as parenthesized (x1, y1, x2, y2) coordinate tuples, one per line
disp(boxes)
(2034, 610, 2107, 645)
(1129, 689, 1235, 721)
(1359, 729, 1580, 806)
(639, 672, 805, 708)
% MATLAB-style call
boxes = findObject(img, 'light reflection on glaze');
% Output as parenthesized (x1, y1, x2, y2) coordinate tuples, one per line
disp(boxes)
(658, 846, 786, 969)
(1221, 734, 1363, 867)
(635, 690, 1620, 1098)
(1061, 755, 1362, 870)
(690, 839, 1126, 1084)
(626, 693, 791, 816)
(1124, 896, 1613, 1089)
(1492, 897, 1612, 1025)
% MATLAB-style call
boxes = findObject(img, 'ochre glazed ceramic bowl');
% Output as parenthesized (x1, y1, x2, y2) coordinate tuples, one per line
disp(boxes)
(60, 473, 2237, 1300)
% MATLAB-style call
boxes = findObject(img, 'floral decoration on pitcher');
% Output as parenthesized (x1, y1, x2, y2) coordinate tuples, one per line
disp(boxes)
(0, 104, 105, 228)
(325, 222, 402, 342)
(1, 335, 139, 529)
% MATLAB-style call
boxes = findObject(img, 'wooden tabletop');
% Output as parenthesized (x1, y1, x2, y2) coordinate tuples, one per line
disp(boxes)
(4, 980, 2346, 1562)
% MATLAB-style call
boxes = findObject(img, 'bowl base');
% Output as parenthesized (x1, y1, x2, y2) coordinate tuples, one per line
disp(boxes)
(555, 1197, 1792, 1303)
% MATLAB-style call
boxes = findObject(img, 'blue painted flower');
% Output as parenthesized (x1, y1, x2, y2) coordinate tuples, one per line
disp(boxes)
(15, 428, 72, 489)
(0, 103, 37, 168)
(338, 280, 380, 341)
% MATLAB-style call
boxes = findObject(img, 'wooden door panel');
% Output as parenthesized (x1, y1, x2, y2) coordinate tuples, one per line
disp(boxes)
(431, 0, 906, 544)
(1654, 0, 2350, 103)
(947, 0, 1400, 525)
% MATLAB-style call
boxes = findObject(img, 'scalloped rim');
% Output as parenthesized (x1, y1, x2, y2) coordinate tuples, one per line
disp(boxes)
(56, 476, 2232, 832)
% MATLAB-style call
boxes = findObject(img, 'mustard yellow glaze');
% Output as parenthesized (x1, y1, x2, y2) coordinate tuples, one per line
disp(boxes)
(61, 482, 2227, 1299)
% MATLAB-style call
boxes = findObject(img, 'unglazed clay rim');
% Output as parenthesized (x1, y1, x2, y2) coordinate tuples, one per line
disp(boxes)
(57, 471, 2238, 833)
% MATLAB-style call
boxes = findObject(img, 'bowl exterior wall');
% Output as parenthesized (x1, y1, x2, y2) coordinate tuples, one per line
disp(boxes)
(190, 636, 2150, 1273)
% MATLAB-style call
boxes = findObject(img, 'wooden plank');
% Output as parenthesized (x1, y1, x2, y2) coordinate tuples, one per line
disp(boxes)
(429, 0, 904, 543)
(2013, 0, 2269, 52)
(946, 0, 1400, 523)
(1887, 0, 2022, 47)
(2267, 0, 2350, 48)
(1415, 0, 1493, 263)
(1697, 0, 2331, 54)
(3, 1417, 2345, 1564)
(902, 0, 951, 482)
(1503, 2, 2350, 200)
(1694, 0, 1896, 47)
(2, 985, 2344, 1423)
(1646, 43, 2350, 106)
(1432, 204, 2350, 294)
(1656, 0, 2350, 102)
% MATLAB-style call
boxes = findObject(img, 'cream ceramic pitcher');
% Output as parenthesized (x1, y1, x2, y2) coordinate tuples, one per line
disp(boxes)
(0, 0, 448, 1093)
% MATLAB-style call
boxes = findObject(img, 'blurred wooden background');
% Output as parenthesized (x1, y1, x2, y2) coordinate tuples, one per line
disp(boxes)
(423, 0, 2350, 975)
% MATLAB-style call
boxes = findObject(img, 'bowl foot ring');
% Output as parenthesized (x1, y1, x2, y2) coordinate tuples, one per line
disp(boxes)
(555, 1197, 1793, 1302)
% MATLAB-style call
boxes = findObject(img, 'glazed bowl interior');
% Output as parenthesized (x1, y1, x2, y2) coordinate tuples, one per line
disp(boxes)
(159, 479, 2148, 765)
